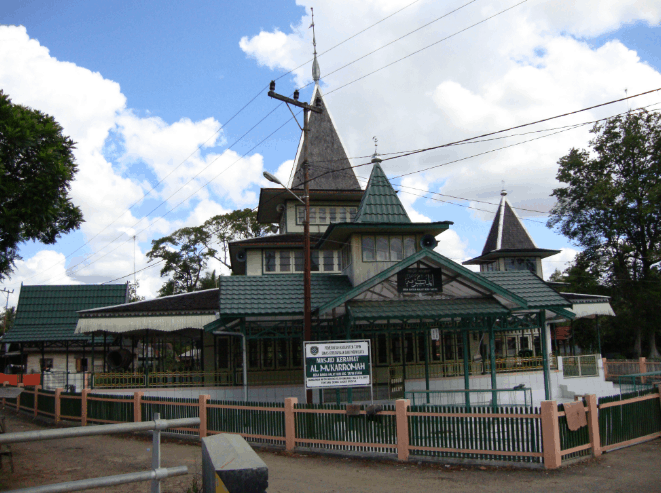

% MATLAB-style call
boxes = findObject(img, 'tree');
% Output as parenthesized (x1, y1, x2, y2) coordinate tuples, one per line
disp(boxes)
(127, 281, 145, 303)
(147, 226, 214, 295)
(0, 91, 84, 280)
(0, 306, 15, 335)
(202, 209, 274, 269)
(548, 109, 661, 358)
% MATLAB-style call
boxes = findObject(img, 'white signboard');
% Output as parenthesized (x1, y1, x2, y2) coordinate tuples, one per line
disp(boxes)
(431, 328, 440, 341)
(304, 340, 371, 389)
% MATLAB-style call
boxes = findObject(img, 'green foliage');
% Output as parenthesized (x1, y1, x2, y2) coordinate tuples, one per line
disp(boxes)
(548, 109, 661, 357)
(0, 306, 15, 335)
(127, 280, 145, 302)
(0, 90, 84, 280)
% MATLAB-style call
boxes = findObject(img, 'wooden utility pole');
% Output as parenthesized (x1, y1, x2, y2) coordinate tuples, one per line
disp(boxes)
(268, 84, 322, 404)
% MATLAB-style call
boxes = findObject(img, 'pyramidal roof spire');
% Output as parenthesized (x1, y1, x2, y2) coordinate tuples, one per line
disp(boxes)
(481, 191, 536, 254)
(353, 159, 411, 223)
(310, 8, 320, 83)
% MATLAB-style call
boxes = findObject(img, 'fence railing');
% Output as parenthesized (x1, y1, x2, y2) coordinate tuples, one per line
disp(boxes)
(405, 388, 533, 407)
(3, 381, 659, 470)
(602, 357, 661, 381)
(562, 354, 599, 378)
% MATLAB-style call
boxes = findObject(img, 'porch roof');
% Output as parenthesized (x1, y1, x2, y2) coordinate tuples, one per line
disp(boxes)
(478, 271, 571, 309)
(348, 298, 509, 320)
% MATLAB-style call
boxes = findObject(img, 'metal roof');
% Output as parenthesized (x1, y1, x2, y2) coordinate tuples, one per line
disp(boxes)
(78, 289, 218, 316)
(218, 274, 353, 317)
(353, 160, 411, 224)
(478, 271, 571, 309)
(4, 284, 128, 343)
(348, 298, 509, 320)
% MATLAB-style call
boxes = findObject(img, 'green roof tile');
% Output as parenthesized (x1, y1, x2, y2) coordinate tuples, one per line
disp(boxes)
(348, 298, 508, 320)
(219, 275, 353, 317)
(353, 161, 411, 223)
(478, 271, 571, 309)
(4, 284, 128, 343)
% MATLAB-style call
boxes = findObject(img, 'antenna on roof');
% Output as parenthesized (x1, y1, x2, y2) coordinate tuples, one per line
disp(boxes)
(310, 8, 320, 83)
(371, 136, 382, 164)
(501, 180, 507, 196)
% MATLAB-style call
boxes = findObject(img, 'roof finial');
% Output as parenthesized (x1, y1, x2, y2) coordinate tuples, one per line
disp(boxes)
(371, 136, 382, 163)
(310, 8, 320, 83)
(501, 180, 507, 196)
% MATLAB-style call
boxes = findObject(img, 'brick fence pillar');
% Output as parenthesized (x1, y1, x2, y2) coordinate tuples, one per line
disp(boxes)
(81, 389, 90, 426)
(199, 394, 210, 438)
(396, 399, 410, 461)
(133, 391, 143, 422)
(34, 385, 41, 418)
(639, 357, 647, 384)
(541, 400, 561, 469)
(585, 394, 601, 457)
(284, 397, 298, 451)
(602, 358, 608, 380)
(54, 388, 62, 424)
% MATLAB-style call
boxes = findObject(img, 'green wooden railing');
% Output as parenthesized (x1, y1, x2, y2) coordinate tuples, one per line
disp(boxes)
(207, 400, 285, 445)
(557, 399, 591, 460)
(141, 396, 201, 437)
(60, 391, 83, 419)
(408, 404, 543, 463)
(87, 393, 134, 423)
(37, 389, 56, 417)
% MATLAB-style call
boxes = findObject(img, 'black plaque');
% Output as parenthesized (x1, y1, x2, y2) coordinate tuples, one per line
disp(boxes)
(397, 268, 443, 293)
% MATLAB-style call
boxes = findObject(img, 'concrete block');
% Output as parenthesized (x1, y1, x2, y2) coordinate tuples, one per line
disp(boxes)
(202, 433, 268, 493)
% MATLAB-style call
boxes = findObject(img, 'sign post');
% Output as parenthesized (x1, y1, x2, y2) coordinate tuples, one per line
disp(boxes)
(304, 340, 372, 403)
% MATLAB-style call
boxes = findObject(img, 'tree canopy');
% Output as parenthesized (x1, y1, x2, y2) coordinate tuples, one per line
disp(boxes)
(0, 91, 84, 280)
(548, 109, 661, 358)
(147, 208, 273, 296)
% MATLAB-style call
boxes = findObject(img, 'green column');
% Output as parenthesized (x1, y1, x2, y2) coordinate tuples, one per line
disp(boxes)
(540, 310, 551, 401)
(462, 329, 470, 409)
(489, 321, 497, 410)
(595, 315, 602, 356)
(424, 331, 430, 404)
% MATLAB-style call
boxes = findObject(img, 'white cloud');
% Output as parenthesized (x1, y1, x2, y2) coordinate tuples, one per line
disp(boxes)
(543, 248, 579, 280)
(435, 230, 470, 264)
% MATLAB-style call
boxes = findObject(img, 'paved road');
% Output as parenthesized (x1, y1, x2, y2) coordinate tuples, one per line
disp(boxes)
(1, 412, 659, 492)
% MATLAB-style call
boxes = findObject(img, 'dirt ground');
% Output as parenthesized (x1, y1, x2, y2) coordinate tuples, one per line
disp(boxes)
(1, 411, 660, 493)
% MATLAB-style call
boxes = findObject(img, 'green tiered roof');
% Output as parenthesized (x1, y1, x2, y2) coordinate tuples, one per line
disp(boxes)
(4, 284, 128, 344)
(479, 271, 571, 308)
(353, 161, 411, 223)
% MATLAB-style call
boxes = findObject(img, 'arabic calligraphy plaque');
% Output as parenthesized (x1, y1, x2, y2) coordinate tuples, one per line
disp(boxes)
(397, 268, 443, 293)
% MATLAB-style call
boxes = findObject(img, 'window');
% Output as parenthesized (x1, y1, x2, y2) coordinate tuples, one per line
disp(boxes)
(296, 206, 360, 225)
(504, 257, 537, 274)
(264, 251, 276, 272)
(292, 339, 302, 367)
(40, 358, 53, 371)
(481, 261, 497, 272)
(262, 340, 275, 368)
(338, 207, 347, 222)
(376, 236, 389, 261)
(75, 357, 88, 372)
(297, 207, 305, 224)
(318, 207, 326, 223)
(279, 251, 291, 272)
(495, 338, 504, 358)
(276, 340, 289, 368)
(417, 334, 426, 362)
(377, 334, 388, 365)
(216, 337, 229, 370)
(309, 208, 316, 224)
(311, 251, 320, 272)
(248, 340, 260, 369)
(507, 337, 517, 357)
(520, 336, 529, 350)
(391, 336, 402, 363)
(390, 237, 403, 261)
(349, 207, 357, 221)
(404, 236, 416, 257)
(323, 251, 335, 271)
(329, 207, 337, 223)
(341, 243, 352, 270)
(444, 333, 455, 361)
(431, 339, 441, 361)
(294, 251, 304, 272)
(362, 236, 375, 261)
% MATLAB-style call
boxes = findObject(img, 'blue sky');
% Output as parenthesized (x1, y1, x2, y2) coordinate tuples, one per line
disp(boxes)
(1, 0, 660, 304)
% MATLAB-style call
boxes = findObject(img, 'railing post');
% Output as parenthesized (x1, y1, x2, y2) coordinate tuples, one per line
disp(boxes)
(585, 394, 601, 457)
(16, 383, 23, 412)
(284, 397, 298, 452)
(541, 400, 561, 469)
(639, 357, 647, 384)
(396, 398, 410, 462)
(198, 394, 209, 438)
(54, 388, 62, 424)
(34, 384, 41, 418)
(134, 391, 143, 422)
(602, 358, 608, 380)
(81, 389, 89, 426)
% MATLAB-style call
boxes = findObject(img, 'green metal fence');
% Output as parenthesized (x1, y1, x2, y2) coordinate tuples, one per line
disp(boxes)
(60, 392, 83, 420)
(87, 394, 134, 423)
(617, 372, 661, 393)
(141, 396, 200, 437)
(294, 403, 397, 454)
(408, 404, 543, 463)
(208, 400, 285, 445)
(37, 389, 56, 417)
(557, 399, 591, 460)
(19, 386, 35, 411)
(599, 388, 661, 450)
(405, 388, 532, 408)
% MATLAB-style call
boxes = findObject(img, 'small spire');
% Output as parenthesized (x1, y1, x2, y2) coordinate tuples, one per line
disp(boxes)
(501, 180, 507, 196)
(310, 8, 320, 83)
(371, 136, 382, 163)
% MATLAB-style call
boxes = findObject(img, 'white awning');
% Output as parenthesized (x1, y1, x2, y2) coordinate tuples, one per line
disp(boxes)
(76, 314, 217, 334)
(569, 302, 616, 319)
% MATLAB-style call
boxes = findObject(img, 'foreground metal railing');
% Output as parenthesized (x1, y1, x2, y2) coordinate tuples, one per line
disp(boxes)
(1, 414, 200, 493)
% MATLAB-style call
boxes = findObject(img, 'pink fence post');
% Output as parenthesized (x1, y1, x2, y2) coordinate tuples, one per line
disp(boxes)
(54, 388, 62, 424)
(396, 399, 410, 462)
(34, 385, 41, 418)
(81, 389, 89, 426)
(16, 383, 23, 412)
(199, 394, 210, 438)
(603, 358, 608, 380)
(640, 357, 647, 383)
(284, 397, 298, 451)
(585, 394, 601, 457)
(134, 391, 143, 422)
(541, 400, 561, 469)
